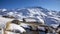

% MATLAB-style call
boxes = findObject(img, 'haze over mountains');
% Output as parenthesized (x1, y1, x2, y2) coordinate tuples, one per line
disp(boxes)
(0, 7, 60, 27)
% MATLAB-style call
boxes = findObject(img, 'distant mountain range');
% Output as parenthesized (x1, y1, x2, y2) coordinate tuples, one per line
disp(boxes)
(0, 7, 60, 27)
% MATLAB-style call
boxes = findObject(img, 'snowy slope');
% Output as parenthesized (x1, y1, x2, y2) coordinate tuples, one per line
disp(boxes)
(0, 7, 60, 27)
(0, 17, 14, 28)
(7, 23, 26, 33)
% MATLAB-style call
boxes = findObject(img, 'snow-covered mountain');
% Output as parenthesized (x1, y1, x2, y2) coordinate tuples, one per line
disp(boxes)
(0, 7, 60, 26)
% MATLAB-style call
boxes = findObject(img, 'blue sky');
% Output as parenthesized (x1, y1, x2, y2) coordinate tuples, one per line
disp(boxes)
(0, 0, 60, 11)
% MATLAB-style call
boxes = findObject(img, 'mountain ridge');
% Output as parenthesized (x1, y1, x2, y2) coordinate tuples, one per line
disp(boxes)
(0, 7, 60, 26)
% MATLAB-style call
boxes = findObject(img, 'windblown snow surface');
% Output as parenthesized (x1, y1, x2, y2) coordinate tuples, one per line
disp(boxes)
(0, 7, 60, 28)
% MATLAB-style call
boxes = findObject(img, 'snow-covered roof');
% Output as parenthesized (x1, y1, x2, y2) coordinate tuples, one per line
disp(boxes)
(37, 26, 45, 31)
(20, 23, 30, 29)
(50, 24, 59, 28)
(18, 19, 23, 21)
(24, 18, 37, 22)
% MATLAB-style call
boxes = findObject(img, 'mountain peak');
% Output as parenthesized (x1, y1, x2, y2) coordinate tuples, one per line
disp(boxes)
(25, 6, 44, 9)
(0, 6, 60, 26)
